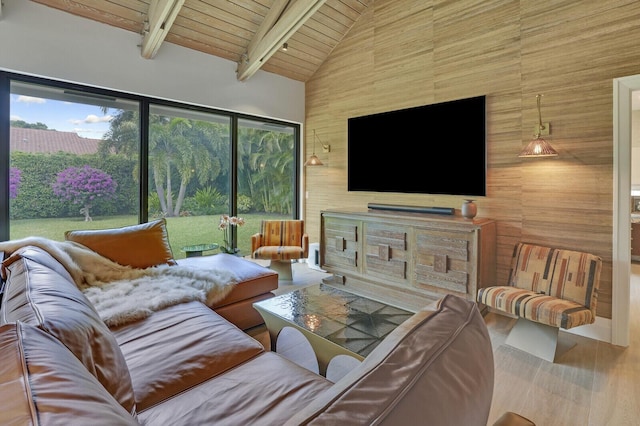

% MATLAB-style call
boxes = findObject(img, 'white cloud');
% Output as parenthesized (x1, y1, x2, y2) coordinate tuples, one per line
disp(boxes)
(69, 114, 113, 126)
(70, 114, 113, 125)
(10, 114, 22, 121)
(84, 114, 113, 124)
(16, 95, 46, 104)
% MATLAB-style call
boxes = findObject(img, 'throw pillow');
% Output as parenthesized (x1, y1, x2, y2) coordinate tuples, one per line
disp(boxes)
(65, 218, 176, 269)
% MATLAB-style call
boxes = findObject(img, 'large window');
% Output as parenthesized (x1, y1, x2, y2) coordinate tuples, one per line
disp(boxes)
(1, 72, 300, 257)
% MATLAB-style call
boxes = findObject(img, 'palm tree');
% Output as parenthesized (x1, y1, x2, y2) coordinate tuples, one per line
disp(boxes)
(102, 110, 229, 217)
(238, 128, 294, 214)
(149, 116, 228, 216)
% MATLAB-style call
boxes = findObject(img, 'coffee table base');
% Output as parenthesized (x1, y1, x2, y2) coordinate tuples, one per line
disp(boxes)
(257, 309, 364, 376)
(253, 284, 413, 377)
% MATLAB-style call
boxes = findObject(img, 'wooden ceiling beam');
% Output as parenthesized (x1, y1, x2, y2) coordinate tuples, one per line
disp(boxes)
(236, 0, 327, 82)
(141, 0, 185, 59)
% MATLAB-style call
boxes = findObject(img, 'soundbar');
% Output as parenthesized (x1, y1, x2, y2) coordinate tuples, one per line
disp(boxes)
(367, 203, 455, 215)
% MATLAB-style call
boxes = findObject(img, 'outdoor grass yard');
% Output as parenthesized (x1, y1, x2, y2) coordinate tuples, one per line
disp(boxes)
(9, 213, 289, 260)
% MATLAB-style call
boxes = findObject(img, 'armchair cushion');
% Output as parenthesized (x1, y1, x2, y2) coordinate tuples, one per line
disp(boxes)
(252, 220, 309, 260)
(477, 287, 595, 329)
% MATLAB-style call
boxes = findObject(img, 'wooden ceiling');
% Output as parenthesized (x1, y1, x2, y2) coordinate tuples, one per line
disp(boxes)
(30, 0, 372, 82)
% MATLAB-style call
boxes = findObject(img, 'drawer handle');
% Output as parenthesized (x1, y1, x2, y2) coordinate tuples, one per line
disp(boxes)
(379, 244, 390, 261)
(434, 254, 448, 273)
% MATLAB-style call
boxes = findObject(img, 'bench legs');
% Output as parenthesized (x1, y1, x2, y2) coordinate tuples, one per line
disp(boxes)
(505, 318, 576, 362)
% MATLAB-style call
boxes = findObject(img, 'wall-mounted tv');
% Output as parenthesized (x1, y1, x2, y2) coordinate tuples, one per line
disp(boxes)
(347, 95, 486, 197)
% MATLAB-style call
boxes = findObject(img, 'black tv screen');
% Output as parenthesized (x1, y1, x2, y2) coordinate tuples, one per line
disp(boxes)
(347, 95, 486, 197)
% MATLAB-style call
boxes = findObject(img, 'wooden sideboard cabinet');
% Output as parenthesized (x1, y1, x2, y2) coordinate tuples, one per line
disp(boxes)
(320, 209, 497, 310)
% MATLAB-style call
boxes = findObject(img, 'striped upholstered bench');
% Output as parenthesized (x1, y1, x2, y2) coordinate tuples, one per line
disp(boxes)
(477, 242, 602, 362)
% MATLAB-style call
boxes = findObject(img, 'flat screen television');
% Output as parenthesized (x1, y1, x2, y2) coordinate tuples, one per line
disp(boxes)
(347, 95, 486, 197)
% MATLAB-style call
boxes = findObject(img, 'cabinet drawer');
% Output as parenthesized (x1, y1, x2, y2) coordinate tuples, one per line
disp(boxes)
(413, 230, 472, 296)
(323, 218, 360, 271)
(364, 224, 407, 281)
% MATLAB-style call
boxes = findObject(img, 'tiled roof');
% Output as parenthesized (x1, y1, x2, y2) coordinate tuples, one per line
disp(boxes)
(10, 127, 101, 155)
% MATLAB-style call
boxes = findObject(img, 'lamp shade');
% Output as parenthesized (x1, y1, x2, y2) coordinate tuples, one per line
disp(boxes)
(304, 154, 323, 166)
(520, 94, 558, 158)
(518, 136, 558, 158)
(305, 129, 324, 166)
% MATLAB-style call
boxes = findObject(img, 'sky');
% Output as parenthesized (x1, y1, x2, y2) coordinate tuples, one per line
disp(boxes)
(10, 94, 113, 140)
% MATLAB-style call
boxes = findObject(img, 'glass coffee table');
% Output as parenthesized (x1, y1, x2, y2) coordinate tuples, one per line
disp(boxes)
(253, 283, 413, 376)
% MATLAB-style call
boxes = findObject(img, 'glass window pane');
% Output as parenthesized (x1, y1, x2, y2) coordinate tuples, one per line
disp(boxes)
(237, 118, 296, 255)
(9, 81, 140, 240)
(148, 104, 231, 258)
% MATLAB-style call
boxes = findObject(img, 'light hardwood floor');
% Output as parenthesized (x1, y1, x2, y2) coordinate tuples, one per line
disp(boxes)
(249, 261, 640, 426)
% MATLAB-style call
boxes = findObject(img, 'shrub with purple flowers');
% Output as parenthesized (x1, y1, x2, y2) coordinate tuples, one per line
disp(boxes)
(52, 165, 117, 221)
(9, 167, 21, 199)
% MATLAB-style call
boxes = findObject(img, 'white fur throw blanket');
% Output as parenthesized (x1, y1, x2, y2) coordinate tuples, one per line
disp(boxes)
(0, 237, 239, 327)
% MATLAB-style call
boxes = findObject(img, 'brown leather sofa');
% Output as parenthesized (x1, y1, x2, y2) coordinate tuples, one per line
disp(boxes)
(0, 242, 495, 425)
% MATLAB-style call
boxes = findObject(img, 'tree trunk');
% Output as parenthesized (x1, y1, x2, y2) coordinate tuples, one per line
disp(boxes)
(81, 205, 92, 222)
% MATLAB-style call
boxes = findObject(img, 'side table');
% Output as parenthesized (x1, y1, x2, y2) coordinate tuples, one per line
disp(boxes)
(181, 243, 219, 258)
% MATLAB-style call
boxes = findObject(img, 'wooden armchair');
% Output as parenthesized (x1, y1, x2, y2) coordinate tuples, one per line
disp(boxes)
(477, 242, 602, 362)
(251, 220, 309, 280)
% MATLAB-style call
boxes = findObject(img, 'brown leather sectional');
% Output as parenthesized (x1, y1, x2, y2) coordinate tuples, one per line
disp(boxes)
(63, 218, 278, 330)
(0, 241, 495, 425)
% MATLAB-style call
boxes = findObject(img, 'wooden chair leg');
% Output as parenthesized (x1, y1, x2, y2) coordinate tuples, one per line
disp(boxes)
(269, 260, 293, 280)
(505, 318, 576, 362)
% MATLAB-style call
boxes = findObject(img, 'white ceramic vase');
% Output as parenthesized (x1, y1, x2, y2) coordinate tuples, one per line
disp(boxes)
(461, 199, 478, 219)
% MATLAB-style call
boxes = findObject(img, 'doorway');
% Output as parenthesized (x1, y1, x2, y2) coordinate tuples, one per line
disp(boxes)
(611, 75, 640, 347)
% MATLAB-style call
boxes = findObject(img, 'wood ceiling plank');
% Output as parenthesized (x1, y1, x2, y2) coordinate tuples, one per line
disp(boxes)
(175, 6, 254, 44)
(193, 0, 264, 30)
(223, 0, 271, 18)
(165, 18, 248, 57)
(313, 5, 353, 33)
(331, 0, 370, 21)
(286, 31, 333, 59)
(164, 32, 242, 62)
(32, 0, 145, 32)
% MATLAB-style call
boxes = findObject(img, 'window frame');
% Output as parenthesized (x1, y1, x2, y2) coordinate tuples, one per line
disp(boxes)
(0, 71, 301, 241)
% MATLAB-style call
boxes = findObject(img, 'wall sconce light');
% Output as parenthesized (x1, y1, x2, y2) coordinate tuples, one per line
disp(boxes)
(518, 94, 558, 158)
(282, 42, 288, 52)
(304, 129, 324, 166)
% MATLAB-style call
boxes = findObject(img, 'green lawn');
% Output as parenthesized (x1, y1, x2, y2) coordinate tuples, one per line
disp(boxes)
(10, 213, 289, 260)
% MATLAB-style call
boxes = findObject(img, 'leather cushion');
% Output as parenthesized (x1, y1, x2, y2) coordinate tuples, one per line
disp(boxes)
(137, 352, 332, 424)
(177, 253, 277, 307)
(0, 247, 137, 414)
(110, 301, 265, 411)
(0, 322, 139, 425)
(65, 218, 176, 268)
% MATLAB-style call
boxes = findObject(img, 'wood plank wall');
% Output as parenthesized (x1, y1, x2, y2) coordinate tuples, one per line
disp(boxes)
(304, 0, 640, 320)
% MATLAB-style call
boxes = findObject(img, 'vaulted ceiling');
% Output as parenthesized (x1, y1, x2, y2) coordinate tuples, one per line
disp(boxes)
(30, 0, 372, 82)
